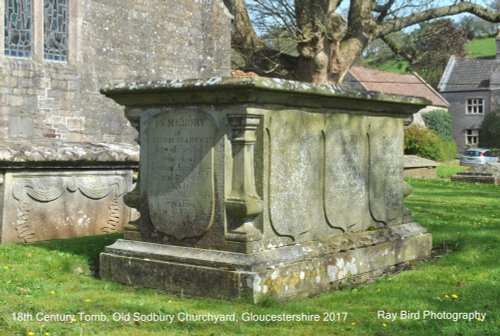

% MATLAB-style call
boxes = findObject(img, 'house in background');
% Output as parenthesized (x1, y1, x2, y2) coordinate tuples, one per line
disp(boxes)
(438, 33, 500, 153)
(345, 66, 449, 126)
(345, 66, 448, 178)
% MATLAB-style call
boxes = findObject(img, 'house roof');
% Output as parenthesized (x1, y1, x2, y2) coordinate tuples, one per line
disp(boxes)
(438, 56, 497, 92)
(346, 66, 449, 107)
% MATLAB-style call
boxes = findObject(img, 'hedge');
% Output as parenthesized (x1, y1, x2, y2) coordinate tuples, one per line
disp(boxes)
(479, 112, 500, 148)
(422, 109, 453, 140)
(404, 125, 456, 161)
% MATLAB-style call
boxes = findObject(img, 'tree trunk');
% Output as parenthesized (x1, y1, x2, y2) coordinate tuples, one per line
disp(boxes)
(295, 37, 331, 84)
(294, 41, 353, 85)
(228, 0, 500, 85)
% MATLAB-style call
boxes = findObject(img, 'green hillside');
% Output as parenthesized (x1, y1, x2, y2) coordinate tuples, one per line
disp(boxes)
(376, 60, 411, 74)
(366, 36, 496, 76)
(465, 37, 495, 58)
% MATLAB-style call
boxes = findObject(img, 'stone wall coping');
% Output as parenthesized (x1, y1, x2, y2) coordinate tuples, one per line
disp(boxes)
(404, 155, 438, 168)
(101, 76, 430, 116)
(455, 163, 500, 176)
(0, 141, 139, 168)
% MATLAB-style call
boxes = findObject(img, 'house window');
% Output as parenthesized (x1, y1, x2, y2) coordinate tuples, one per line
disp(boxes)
(465, 129, 479, 146)
(43, 0, 67, 61)
(4, 0, 32, 57)
(466, 98, 484, 114)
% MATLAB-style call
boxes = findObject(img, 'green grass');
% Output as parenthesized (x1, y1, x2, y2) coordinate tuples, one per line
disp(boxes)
(376, 59, 411, 74)
(466, 37, 496, 58)
(370, 36, 495, 75)
(0, 180, 499, 335)
(436, 163, 469, 179)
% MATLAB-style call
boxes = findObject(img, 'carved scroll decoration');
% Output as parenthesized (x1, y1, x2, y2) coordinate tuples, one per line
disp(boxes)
(12, 175, 127, 241)
(13, 178, 66, 202)
(77, 176, 125, 199)
(12, 178, 66, 243)
(14, 200, 35, 243)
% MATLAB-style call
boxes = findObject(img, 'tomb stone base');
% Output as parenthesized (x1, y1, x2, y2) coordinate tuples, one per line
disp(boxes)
(100, 222, 431, 302)
(451, 163, 500, 185)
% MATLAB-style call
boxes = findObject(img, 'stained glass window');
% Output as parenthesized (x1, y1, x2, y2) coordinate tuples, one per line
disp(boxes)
(44, 0, 67, 61)
(4, 0, 32, 57)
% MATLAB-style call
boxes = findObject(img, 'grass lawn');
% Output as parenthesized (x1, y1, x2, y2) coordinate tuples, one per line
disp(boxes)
(466, 37, 495, 58)
(0, 179, 498, 335)
(436, 163, 469, 179)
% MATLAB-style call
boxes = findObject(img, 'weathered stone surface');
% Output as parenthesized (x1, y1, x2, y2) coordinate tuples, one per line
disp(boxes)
(0, 141, 138, 244)
(0, 0, 231, 144)
(457, 163, 500, 175)
(0, 140, 139, 166)
(451, 163, 500, 184)
(0, 170, 134, 243)
(268, 111, 323, 239)
(101, 223, 432, 302)
(146, 111, 216, 240)
(369, 117, 404, 226)
(100, 76, 432, 301)
(403, 155, 438, 178)
(101, 76, 428, 108)
(325, 114, 369, 233)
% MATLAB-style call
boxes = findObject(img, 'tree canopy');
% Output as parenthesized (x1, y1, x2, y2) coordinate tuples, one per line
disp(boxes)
(378, 19, 468, 87)
(224, 0, 500, 84)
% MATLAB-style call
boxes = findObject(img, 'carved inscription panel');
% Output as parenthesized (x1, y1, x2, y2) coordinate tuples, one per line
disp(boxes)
(146, 110, 215, 240)
(324, 114, 370, 232)
(368, 117, 404, 226)
(267, 111, 323, 240)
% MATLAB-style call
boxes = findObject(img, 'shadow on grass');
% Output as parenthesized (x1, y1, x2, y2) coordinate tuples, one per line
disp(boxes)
(31, 233, 122, 277)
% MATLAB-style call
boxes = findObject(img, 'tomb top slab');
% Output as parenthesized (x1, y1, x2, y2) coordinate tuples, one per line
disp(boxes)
(101, 76, 429, 114)
(404, 155, 438, 169)
(0, 140, 139, 168)
(456, 163, 500, 176)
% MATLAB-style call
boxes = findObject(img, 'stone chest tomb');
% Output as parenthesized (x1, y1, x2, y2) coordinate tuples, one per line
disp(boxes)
(0, 142, 137, 243)
(451, 164, 500, 185)
(100, 76, 432, 302)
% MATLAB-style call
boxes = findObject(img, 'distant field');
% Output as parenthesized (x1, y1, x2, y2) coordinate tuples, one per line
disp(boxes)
(466, 37, 495, 58)
(370, 36, 495, 74)
(376, 59, 410, 74)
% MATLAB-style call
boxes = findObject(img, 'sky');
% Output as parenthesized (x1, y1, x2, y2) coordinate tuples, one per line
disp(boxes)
(246, 0, 496, 35)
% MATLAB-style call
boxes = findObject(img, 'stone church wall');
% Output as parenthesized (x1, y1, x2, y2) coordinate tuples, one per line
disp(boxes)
(0, 0, 231, 243)
(0, 0, 231, 143)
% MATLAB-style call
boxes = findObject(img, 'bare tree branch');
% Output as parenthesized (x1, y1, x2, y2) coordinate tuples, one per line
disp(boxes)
(373, 0, 397, 22)
(228, 0, 298, 75)
(250, 0, 297, 36)
(346, 0, 373, 39)
(378, 2, 500, 36)
(228, 0, 500, 84)
(380, 34, 415, 64)
(372, 0, 395, 13)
